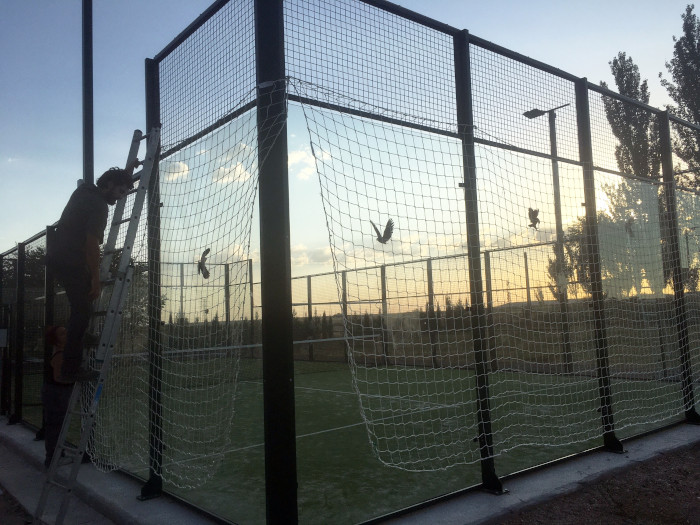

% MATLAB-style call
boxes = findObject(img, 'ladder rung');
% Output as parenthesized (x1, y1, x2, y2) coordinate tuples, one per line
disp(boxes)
(59, 444, 82, 455)
(48, 478, 70, 491)
(112, 217, 134, 226)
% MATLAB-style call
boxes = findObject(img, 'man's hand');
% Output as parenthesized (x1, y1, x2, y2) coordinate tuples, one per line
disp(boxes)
(125, 158, 141, 176)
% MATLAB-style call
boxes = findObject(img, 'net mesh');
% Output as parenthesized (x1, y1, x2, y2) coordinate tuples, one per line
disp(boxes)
(291, 76, 693, 470)
(87, 85, 287, 487)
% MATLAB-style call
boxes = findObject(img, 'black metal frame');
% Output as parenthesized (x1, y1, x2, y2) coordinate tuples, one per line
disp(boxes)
(140, 57, 166, 501)
(255, 1, 299, 521)
(575, 78, 624, 452)
(455, 29, 504, 493)
(1, 0, 698, 523)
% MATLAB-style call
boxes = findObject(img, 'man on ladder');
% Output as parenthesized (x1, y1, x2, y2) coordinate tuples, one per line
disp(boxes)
(35, 128, 159, 525)
(46, 166, 135, 383)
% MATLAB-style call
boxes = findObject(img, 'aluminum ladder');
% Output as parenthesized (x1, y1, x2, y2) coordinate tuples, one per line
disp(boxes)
(33, 127, 160, 525)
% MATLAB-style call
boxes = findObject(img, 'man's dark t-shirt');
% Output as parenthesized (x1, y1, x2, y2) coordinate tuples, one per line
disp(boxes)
(47, 183, 108, 272)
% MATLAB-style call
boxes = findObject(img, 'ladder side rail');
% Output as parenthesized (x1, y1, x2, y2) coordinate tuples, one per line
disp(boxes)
(115, 128, 160, 278)
(55, 266, 134, 522)
(33, 383, 82, 523)
(100, 130, 143, 282)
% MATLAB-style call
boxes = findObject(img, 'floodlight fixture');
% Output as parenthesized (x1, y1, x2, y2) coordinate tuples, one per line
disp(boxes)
(523, 103, 571, 119)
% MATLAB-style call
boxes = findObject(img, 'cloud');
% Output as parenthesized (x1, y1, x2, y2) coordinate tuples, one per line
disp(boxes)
(290, 244, 333, 268)
(288, 148, 316, 180)
(213, 162, 252, 184)
(163, 161, 190, 181)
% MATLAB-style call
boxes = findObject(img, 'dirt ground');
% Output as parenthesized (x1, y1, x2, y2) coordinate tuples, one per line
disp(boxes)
(1, 441, 698, 524)
(494, 440, 700, 525)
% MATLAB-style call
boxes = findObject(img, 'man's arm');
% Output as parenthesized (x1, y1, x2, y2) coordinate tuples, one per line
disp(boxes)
(85, 232, 101, 300)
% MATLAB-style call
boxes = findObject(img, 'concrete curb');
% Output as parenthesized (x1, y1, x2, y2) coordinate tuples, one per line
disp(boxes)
(0, 417, 222, 524)
(381, 422, 700, 524)
(2, 415, 698, 524)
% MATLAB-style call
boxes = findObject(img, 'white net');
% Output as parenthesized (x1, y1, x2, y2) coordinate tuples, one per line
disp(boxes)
(292, 78, 689, 471)
(87, 88, 285, 488)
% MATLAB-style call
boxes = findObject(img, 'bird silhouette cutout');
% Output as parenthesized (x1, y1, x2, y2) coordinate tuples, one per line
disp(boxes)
(370, 218, 394, 244)
(198, 248, 211, 279)
(528, 208, 540, 230)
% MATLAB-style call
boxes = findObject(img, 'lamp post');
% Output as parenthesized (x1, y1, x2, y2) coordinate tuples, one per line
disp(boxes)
(524, 103, 573, 372)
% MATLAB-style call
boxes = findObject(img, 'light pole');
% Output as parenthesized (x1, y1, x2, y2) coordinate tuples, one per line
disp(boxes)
(524, 103, 573, 372)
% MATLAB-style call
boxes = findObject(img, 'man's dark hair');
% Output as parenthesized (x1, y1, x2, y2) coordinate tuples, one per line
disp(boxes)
(96, 167, 133, 189)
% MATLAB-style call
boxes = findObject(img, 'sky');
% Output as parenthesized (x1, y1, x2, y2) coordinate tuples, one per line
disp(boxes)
(0, 0, 694, 261)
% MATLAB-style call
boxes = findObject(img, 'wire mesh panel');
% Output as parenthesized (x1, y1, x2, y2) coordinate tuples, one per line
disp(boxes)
(20, 236, 48, 429)
(158, 0, 256, 153)
(285, 0, 457, 132)
(470, 44, 579, 162)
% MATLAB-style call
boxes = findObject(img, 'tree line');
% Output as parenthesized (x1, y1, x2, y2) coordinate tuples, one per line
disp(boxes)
(547, 5, 700, 298)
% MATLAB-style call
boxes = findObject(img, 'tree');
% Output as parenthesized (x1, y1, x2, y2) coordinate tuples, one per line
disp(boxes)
(595, 52, 670, 295)
(660, 4, 700, 188)
(600, 52, 660, 179)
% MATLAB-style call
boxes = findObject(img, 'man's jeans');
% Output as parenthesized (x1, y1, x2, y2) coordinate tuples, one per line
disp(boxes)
(54, 267, 93, 378)
(41, 382, 72, 466)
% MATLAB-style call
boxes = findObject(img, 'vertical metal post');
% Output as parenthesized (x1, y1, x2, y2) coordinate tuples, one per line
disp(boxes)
(484, 251, 496, 368)
(225, 263, 231, 347)
(307, 275, 314, 360)
(381, 265, 389, 362)
(248, 259, 255, 346)
(10, 243, 26, 424)
(658, 111, 699, 423)
(548, 111, 574, 373)
(0, 253, 10, 416)
(44, 227, 57, 403)
(524, 252, 532, 309)
(342, 270, 348, 363)
(426, 259, 439, 367)
(255, 0, 298, 521)
(576, 78, 623, 451)
(140, 57, 164, 500)
(454, 29, 503, 492)
(341, 271, 348, 318)
(225, 263, 231, 325)
(82, 0, 94, 185)
(179, 263, 184, 322)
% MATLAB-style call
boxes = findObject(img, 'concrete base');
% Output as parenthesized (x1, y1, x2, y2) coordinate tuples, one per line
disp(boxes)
(381, 423, 700, 525)
(0, 416, 222, 524)
(1, 415, 698, 524)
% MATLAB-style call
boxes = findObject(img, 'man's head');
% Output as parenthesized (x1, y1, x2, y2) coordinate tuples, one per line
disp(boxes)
(96, 167, 133, 205)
